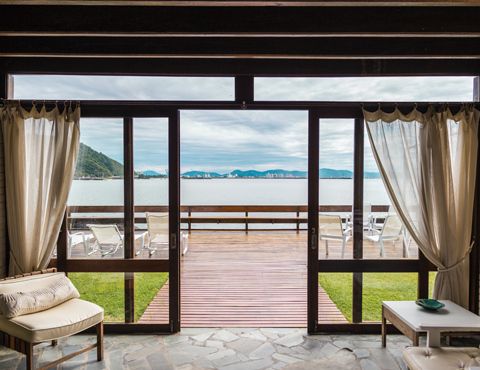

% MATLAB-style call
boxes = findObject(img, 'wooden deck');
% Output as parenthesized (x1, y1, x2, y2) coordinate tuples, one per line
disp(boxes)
(68, 229, 417, 326)
(138, 231, 382, 327)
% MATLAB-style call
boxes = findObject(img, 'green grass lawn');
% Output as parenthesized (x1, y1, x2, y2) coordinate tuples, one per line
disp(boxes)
(318, 272, 437, 322)
(69, 272, 169, 322)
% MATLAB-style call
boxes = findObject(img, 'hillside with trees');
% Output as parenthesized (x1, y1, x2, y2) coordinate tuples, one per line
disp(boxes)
(74, 143, 124, 178)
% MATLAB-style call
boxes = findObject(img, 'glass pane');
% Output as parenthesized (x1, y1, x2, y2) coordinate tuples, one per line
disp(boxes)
(67, 118, 124, 259)
(255, 77, 474, 101)
(13, 75, 234, 101)
(69, 273, 125, 322)
(180, 110, 308, 231)
(363, 123, 418, 260)
(135, 273, 169, 323)
(318, 273, 352, 323)
(362, 273, 428, 322)
(319, 119, 354, 259)
(134, 118, 169, 259)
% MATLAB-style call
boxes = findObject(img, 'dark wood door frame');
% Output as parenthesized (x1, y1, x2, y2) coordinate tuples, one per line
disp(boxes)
(3, 91, 477, 333)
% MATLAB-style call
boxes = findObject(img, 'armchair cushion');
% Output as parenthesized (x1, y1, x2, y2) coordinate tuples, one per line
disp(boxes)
(0, 298, 104, 343)
(402, 346, 480, 370)
(0, 275, 80, 318)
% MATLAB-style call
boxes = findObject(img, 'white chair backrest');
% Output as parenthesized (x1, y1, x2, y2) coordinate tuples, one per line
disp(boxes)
(382, 215, 403, 237)
(319, 214, 344, 236)
(146, 212, 169, 241)
(89, 224, 122, 244)
(363, 203, 371, 220)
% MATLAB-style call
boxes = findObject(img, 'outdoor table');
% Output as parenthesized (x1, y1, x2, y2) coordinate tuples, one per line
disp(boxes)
(382, 300, 480, 347)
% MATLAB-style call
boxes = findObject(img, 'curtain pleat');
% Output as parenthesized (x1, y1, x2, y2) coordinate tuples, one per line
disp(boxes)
(0, 103, 80, 275)
(363, 106, 479, 308)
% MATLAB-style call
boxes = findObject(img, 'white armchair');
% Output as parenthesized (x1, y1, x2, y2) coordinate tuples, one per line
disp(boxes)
(0, 269, 104, 370)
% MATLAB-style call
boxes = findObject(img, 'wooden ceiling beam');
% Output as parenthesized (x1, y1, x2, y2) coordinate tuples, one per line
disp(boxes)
(2, 56, 479, 76)
(2, 1, 480, 6)
(1, 36, 479, 58)
(1, 5, 480, 35)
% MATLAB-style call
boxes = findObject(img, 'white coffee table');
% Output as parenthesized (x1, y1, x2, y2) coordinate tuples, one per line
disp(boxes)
(382, 300, 480, 347)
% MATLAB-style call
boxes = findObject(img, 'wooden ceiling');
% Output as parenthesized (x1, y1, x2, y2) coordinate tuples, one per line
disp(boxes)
(1, 1, 480, 76)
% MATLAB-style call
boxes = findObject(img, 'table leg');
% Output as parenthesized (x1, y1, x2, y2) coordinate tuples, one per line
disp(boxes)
(426, 329, 441, 347)
(413, 332, 420, 346)
(382, 306, 387, 347)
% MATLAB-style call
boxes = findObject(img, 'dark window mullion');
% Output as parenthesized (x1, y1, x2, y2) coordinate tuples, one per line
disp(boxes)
(169, 110, 181, 332)
(352, 118, 364, 323)
(124, 117, 135, 323)
(308, 110, 319, 333)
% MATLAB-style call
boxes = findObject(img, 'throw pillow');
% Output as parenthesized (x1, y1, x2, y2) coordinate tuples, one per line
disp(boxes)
(0, 275, 80, 318)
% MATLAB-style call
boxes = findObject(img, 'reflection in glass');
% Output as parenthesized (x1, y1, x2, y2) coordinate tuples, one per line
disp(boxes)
(67, 118, 125, 259)
(134, 118, 169, 259)
(319, 119, 354, 259)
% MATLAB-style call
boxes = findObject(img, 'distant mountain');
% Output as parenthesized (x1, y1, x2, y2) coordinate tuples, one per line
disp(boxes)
(319, 168, 350, 178)
(74, 143, 123, 178)
(141, 170, 161, 176)
(319, 168, 381, 179)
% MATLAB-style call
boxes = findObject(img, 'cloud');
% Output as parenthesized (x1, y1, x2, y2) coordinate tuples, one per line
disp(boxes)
(13, 75, 475, 174)
(255, 77, 474, 102)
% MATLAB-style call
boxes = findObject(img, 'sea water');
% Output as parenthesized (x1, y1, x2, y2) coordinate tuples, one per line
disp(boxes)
(68, 178, 390, 206)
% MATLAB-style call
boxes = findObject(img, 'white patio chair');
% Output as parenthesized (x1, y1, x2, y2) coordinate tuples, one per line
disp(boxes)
(68, 230, 92, 258)
(319, 214, 352, 259)
(363, 214, 405, 258)
(371, 206, 412, 257)
(347, 203, 373, 235)
(88, 224, 125, 257)
(88, 224, 147, 258)
(53, 230, 92, 258)
(143, 212, 188, 258)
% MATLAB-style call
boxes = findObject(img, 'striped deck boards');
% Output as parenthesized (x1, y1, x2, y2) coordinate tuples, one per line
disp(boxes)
(139, 231, 350, 327)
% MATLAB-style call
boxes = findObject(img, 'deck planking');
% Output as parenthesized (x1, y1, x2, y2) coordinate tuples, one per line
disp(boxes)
(139, 231, 351, 327)
(68, 230, 417, 326)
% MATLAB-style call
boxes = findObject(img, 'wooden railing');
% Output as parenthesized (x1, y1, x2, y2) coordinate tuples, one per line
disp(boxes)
(67, 205, 390, 232)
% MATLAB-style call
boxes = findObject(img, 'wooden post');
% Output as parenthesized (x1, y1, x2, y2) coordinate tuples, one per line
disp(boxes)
(418, 250, 429, 299)
(235, 76, 254, 104)
(297, 209, 300, 233)
(474, 77, 479, 102)
(97, 321, 104, 361)
(169, 110, 181, 332)
(470, 89, 480, 313)
(57, 212, 68, 273)
(352, 118, 364, 323)
(124, 117, 135, 323)
(0, 73, 9, 276)
(308, 110, 319, 333)
(25, 342, 33, 370)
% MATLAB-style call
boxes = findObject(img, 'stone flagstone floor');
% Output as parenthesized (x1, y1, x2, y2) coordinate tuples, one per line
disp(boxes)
(1, 328, 480, 370)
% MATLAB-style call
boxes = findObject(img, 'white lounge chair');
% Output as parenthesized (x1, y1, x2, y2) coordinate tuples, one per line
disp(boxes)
(363, 214, 405, 258)
(143, 212, 188, 258)
(88, 224, 147, 258)
(319, 214, 352, 259)
(88, 224, 125, 257)
(68, 230, 92, 258)
(53, 230, 92, 258)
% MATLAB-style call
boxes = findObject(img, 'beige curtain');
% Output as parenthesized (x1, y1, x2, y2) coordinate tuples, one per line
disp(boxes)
(363, 106, 479, 308)
(0, 103, 80, 275)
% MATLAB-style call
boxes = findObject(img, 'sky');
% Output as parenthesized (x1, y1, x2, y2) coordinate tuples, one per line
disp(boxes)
(13, 75, 475, 174)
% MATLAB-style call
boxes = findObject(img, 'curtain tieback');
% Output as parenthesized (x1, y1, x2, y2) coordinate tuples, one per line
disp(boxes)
(438, 239, 475, 273)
